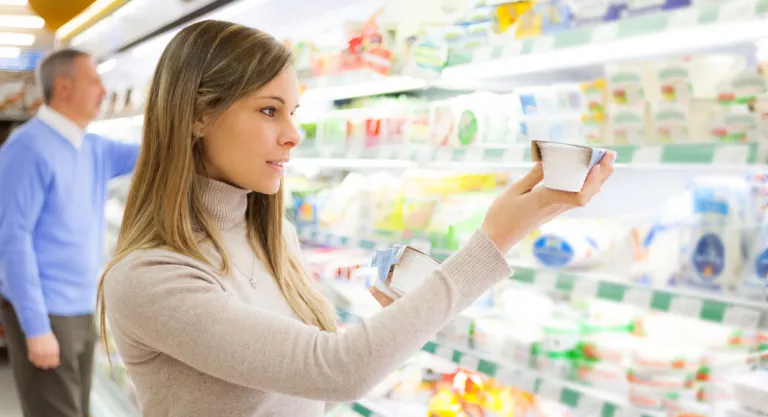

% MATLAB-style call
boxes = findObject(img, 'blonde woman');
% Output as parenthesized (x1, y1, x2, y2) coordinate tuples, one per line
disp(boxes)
(99, 20, 614, 417)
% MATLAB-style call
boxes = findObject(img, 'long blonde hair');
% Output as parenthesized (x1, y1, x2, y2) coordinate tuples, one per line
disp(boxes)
(97, 20, 337, 351)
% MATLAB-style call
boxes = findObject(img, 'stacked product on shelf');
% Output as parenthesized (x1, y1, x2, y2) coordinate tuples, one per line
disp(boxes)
(297, 52, 767, 154)
(306, 245, 586, 417)
(288, 169, 510, 253)
(290, 166, 768, 302)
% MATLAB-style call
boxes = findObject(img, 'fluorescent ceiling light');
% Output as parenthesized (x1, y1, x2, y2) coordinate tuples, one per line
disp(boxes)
(0, 46, 20, 58)
(56, 0, 120, 39)
(97, 59, 116, 74)
(0, 15, 44, 29)
(0, 32, 33, 46)
(443, 18, 768, 80)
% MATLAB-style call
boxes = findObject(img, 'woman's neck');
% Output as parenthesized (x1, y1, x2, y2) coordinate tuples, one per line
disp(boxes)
(196, 175, 249, 230)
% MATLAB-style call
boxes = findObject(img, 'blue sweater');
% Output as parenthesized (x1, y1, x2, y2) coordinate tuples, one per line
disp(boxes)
(0, 118, 139, 337)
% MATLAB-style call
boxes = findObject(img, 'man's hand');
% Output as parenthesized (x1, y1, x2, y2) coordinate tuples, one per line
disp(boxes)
(26, 332, 59, 369)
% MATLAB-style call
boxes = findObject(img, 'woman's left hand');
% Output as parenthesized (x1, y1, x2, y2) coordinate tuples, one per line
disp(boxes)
(370, 286, 395, 307)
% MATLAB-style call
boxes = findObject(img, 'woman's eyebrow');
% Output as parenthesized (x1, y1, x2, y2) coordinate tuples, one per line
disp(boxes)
(255, 95, 285, 104)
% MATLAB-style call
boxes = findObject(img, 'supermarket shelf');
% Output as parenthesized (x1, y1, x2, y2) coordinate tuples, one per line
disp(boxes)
(443, 0, 768, 79)
(508, 263, 767, 329)
(302, 229, 768, 329)
(289, 142, 762, 169)
(91, 370, 140, 417)
(302, 75, 430, 102)
(420, 339, 664, 417)
(351, 400, 387, 417)
(335, 306, 662, 417)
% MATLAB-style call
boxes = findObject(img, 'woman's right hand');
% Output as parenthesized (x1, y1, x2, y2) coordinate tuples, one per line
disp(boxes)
(482, 153, 615, 253)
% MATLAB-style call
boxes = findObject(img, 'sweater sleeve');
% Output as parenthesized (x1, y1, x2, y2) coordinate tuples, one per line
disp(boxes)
(105, 230, 510, 403)
(0, 142, 51, 337)
(100, 136, 140, 179)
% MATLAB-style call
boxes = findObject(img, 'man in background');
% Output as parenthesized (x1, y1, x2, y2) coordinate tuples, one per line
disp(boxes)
(0, 49, 139, 417)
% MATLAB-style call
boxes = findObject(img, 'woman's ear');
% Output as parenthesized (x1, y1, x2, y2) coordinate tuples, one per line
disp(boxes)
(192, 120, 206, 138)
(192, 114, 211, 138)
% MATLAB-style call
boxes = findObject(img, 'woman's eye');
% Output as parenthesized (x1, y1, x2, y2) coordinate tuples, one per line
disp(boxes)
(260, 107, 276, 117)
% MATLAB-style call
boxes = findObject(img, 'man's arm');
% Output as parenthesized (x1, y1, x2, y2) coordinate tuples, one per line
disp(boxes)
(102, 137, 140, 178)
(0, 142, 51, 337)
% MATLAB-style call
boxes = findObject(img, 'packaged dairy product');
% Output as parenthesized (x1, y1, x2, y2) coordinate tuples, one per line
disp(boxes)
(530, 140, 613, 192)
(678, 178, 750, 292)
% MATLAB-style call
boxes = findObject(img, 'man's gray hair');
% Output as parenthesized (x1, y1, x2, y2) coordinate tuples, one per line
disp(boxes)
(36, 48, 90, 104)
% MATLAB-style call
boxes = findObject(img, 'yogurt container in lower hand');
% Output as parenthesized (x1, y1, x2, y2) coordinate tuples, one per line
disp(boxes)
(531, 140, 615, 192)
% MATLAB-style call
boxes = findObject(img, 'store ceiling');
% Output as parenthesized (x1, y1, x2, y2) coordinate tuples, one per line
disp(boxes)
(28, 0, 93, 31)
(67, 0, 226, 59)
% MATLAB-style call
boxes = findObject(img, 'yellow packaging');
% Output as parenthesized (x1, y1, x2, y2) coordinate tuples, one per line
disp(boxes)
(496, 1, 534, 33)
(515, 6, 542, 39)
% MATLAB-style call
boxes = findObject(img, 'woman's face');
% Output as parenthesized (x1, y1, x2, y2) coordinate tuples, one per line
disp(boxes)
(198, 66, 302, 194)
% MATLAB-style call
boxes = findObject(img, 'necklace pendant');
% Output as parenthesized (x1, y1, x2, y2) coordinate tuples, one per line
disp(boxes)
(249, 279, 257, 289)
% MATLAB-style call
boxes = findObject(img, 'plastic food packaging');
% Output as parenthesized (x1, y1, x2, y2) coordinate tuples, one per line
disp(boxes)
(531, 140, 614, 192)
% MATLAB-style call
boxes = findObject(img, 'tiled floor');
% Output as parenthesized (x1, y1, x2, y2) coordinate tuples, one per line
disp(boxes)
(0, 360, 22, 417)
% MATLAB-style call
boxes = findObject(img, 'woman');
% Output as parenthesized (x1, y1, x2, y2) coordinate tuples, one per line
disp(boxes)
(99, 20, 614, 417)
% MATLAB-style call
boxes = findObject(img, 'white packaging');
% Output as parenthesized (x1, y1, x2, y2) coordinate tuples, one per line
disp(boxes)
(680, 178, 749, 292)
(389, 247, 440, 296)
(729, 371, 768, 415)
(531, 140, 613, 192)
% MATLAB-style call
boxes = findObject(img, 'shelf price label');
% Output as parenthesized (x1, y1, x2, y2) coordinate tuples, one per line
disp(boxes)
(631, 146, 663, 164)
(459, 353, 480, 371)
(503, 147, 525, 164)
(572, 278, 599, 300)
(435, 148, 454, 163)
(397, 147, 413, 161)
(418, 148, 433, 163)
(347, 146, 364, 159)
(623, 288, 653, 309)
(495, 366, 520, 386)
(530, 36, 555, 54)
(317, 146, 335, 158)
(723, 307, 762, 329)
(378, 147, 397, 160)
(496, 366, 536, 393)
(668, 7, 700, 29)
(536, 380, 561, 401)
(669, 297, 702, 319)
(472, 46, 495, 63)
(346, 236, 361, 249)
(464, 147, 486, 163)
(576, 395, 603, 416)
(501, 41, 524, 59)
(535, 271, 559, 292)
(330, 235, 346, 247)
(713, 144, 749, 165)
(435, 346, 455, 363)
(591, 22, 618, 43)
(719, 0, 758, 22)
(614, 407, 642, 417)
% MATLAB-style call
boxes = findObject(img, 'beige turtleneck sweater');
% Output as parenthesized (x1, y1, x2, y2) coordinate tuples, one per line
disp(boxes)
(103, 176, 512, 417)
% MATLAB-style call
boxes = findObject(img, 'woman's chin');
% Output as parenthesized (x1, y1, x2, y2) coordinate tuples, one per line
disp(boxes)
(250, 181, 281, 195)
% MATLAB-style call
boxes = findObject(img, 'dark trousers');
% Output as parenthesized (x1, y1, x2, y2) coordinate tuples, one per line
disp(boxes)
(1, 299, 95, 417)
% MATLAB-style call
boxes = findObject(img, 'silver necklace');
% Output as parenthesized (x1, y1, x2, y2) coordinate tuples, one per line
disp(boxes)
(233, 254, 257, 289)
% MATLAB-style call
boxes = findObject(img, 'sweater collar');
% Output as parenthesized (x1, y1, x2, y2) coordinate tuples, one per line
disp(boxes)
(196, 175, 249, 230)
(37, 105, 85, 150)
